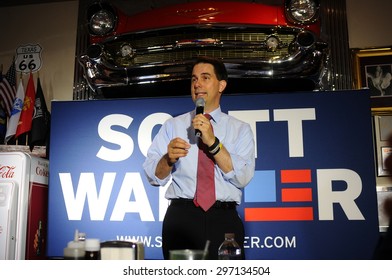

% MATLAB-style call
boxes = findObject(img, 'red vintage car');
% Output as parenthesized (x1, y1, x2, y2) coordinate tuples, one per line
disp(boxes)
(80, 0, 329, 98)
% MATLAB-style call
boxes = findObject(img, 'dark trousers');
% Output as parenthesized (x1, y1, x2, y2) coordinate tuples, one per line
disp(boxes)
(162, 199, 245, 260)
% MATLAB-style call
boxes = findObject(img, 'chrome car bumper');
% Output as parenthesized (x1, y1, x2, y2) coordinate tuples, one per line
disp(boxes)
(79, 26, 328, 97)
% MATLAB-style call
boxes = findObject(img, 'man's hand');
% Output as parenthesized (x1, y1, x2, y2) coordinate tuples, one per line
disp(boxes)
(192, 114, 215, 147)
(166, 137, 191, 165)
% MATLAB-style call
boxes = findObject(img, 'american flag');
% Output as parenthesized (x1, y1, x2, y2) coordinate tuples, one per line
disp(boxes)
(0, 60, 17, 117)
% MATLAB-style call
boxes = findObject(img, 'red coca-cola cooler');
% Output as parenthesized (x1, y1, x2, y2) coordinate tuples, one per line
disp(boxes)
(0, 152, 49, 260)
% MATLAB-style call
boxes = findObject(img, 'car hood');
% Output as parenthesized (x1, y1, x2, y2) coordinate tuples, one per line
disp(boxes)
(112, 1, 285, 34)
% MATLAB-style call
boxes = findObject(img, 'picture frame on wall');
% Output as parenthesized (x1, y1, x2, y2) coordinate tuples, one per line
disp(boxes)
(373, 115, 392, 177)
(353, 48, 392, 108)
(376, 186, 392, 232)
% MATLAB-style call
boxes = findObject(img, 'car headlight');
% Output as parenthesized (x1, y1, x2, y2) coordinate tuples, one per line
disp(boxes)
(89, 9, 116, 36)
(285, 0, 319, 24)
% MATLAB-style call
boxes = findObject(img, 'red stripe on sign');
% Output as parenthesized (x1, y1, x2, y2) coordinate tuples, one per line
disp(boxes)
(281, 188, 312, 202)
(281, 169, 311, 183)
(244, 207, 314, 221)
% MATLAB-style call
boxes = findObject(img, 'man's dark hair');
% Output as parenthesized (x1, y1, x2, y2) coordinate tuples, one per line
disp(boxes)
(193, 56, 228, 82)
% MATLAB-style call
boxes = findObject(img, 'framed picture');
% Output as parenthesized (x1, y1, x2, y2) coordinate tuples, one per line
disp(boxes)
(376, 186, 392, 232)
(373, 115, 392, 176)
(353, 48, 392, 99)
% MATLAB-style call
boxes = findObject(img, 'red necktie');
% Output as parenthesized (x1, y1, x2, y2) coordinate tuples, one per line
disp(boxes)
(194, 114, 216, 211)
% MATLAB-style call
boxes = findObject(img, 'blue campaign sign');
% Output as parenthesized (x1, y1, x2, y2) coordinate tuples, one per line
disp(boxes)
(47, 90, 379, 260)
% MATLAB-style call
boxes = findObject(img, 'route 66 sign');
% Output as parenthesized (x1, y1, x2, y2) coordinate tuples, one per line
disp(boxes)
(15, 44, 43, 73)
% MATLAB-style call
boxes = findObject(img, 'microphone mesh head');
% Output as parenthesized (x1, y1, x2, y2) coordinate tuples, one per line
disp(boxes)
(195, 98, 205, 107)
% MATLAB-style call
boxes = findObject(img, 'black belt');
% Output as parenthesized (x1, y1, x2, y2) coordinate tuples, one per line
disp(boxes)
(170, 198, 237, 209)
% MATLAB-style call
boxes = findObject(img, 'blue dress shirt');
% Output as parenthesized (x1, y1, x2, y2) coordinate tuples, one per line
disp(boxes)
(143, 106, 255, 204)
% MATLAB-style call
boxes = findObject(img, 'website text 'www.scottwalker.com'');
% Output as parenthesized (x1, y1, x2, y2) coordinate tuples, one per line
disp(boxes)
(117, 235, 296, 250)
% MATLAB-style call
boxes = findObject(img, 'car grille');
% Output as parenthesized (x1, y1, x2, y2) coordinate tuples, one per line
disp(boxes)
(102, 28, 297, 67)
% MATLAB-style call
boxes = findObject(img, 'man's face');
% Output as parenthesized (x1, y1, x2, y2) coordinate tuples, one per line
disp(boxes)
(191, 62, 226, 112)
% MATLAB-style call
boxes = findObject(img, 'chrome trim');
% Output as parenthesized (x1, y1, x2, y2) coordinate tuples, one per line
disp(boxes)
(79, 26, 328, 96)
(285, 0, 320, 25)
(87, 2, 118, 37)
(80, 44, 325, 90)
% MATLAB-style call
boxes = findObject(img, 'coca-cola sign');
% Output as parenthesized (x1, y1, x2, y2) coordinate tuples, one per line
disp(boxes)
(0, 165, 16, 179)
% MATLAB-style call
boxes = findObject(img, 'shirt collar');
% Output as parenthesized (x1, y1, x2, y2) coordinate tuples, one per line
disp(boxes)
(208, 106, 221, 123)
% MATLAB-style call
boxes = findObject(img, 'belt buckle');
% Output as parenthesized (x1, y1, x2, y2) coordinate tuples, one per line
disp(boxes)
(214, 201, 233, 209)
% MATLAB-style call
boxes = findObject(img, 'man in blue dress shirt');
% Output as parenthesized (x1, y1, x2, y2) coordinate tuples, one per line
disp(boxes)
(143, 56, 255, 259)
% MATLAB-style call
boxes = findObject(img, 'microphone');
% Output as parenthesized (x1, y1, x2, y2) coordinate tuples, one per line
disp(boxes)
(195, 98, 205, 137)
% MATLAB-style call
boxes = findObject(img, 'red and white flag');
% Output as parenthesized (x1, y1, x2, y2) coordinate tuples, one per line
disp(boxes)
(16, 72, 36, 139)
(0, 60, 17, 117)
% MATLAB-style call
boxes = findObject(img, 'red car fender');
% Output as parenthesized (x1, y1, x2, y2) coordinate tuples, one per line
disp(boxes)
(90, 1, 320, 44)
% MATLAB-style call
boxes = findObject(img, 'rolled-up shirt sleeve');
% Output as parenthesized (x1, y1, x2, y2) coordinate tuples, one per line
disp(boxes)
(143, 121, 172, 187)
(220, 122, 255, 188)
